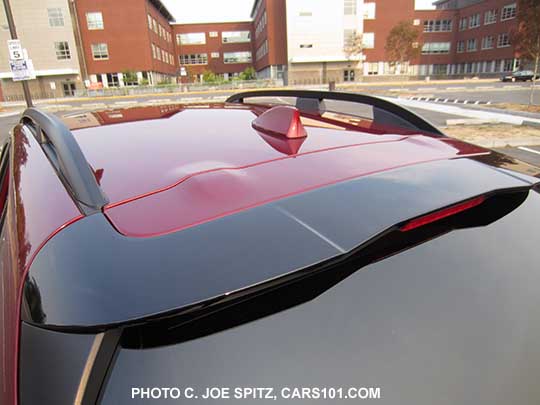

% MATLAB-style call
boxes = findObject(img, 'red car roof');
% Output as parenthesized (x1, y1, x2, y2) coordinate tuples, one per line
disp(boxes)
(65, 104, 488, 237)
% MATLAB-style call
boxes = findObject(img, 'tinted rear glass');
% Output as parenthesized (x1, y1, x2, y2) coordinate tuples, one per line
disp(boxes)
(101, 190, 540, 404)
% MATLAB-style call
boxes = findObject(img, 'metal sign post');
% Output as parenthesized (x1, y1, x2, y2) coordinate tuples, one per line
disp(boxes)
(3, 0, 33, 107)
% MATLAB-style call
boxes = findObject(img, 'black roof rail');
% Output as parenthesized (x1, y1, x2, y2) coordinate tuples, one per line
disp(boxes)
(226, 89, 443, 136)
(21, 108, 108, 215)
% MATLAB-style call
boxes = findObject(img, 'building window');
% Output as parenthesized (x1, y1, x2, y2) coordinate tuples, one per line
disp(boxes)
(344, 0, 356, 15)
(466, 38, 477, 52)
(151, 44, 156, 59)
(432, 64, 448, 75)
(211, 52, 220, 58)
(255, 11, 267, 38)
(501, 3, 516, 20)
(152, 18, 157, 33)
(497, 33, 510, 47)
(179, 53, 208, 65)
(209, 31, 218, 37)
(147, 14, 152, 29)
(177, 32, 206, 45)
(457, 40, 465, 53)
(367, 62, 378, 75)
(502, 58, 514, 71)
(256, 40, 268, 61)
(362, 32, 375, 49)
(469, 13, 480, 28)
(222, 31, 251, 43)
(484, 9, 497, 24)
(481, 35, 494, 49)
(421, 42, 451, 54)
(223, 51, 252, 64)
(423, 19, 452, 32)
(363, 2, 376, 19)
(86, 12, 104, 30)
(47, 8, 64, 27)
(107, 73, 119, 87)
(54, 41, 71, 60)
(459, 17, 467, 31)
(91, 43, 109, 59)
(343, 69, 355, 82)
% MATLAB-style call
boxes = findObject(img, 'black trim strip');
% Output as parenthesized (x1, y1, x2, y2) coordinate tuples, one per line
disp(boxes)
(225, 89, 443, 135)
(21, 108, 108, 215)
(75, 328, 122, 405)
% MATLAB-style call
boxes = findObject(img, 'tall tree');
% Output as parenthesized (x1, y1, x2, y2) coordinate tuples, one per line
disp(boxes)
(512, 0, 540, 106)
(385, 21, 421, 75)
(344, 30, 364, 61)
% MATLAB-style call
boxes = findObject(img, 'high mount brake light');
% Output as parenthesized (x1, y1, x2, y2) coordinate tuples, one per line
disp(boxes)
(399, 195, 486, 232)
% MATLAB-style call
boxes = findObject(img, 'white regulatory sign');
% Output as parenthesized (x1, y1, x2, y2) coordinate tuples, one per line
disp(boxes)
(9, 59, 33, 81)
(7, 39, 23, 60)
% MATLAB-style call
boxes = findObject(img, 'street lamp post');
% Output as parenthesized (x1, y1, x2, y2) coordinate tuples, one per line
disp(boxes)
(2, 0, 33, 107)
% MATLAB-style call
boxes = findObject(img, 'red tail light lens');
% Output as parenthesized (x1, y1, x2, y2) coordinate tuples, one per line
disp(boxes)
(399, 195, 486, 232)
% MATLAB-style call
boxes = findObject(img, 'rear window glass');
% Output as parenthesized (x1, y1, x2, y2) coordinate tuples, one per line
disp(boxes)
(101, 190, 540, 404)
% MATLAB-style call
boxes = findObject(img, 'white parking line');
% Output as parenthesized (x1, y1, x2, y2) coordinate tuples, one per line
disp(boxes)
(518, 146, 540, 155)
(446, 86, 466, 90)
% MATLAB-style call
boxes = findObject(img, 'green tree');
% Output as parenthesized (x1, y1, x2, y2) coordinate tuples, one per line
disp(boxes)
(239, 67, 256, 80)
(385, 21, 421, 75)
(202, 70, 218, 83)
(512, 0, 540, 107)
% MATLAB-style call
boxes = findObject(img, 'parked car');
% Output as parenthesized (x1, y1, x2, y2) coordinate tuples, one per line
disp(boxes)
(1, 90, 540, 404)
(500, 69, 540, 82)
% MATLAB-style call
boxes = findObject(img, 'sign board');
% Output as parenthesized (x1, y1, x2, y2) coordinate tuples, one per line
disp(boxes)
(9, 59, 34, 81)
(180, 66, 187, 77)
(7, 39, 23, 60)
(88, 82, 103, 90)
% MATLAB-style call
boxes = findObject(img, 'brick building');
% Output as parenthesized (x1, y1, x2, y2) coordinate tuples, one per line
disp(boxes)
(251, 0, 287, 80)
(73, 0, 177, 87)
(172, 21, 254, 82)
(0, 0, 526, 99)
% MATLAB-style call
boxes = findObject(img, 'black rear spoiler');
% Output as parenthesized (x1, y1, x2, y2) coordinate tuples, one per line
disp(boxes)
(226, 89, 444, 136)
(22, 158, 538, 331)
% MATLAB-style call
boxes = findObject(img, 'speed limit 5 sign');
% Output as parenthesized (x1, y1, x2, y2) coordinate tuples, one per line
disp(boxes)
(7, 39, 23, 60)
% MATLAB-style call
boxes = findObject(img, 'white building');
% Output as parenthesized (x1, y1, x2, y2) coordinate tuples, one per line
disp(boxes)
(0, 0, 83, 100)
(285, 0, 366, 84)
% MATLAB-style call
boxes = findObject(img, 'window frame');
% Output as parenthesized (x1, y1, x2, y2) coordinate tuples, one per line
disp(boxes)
(223, 51, 253, 64)
(179, 53, 208, 65)
(47, 7, 64, 27)
(54, 41, 71, 60)
(177, 32, 206, 45)
(91, 43, 109, 60)
(221, 31, 251, 44)
(501, 3, 516, 21)
(86, 12, 104, 30)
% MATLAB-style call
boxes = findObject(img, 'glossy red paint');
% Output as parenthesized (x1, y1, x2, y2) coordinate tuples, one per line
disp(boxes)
(0, 125, 82, 405)
(105, 135, 490, 237)
(252, 105, 307, 139)
(70, 106, 408, 205)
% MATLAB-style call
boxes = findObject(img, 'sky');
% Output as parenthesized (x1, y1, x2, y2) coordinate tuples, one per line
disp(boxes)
(161, 0, 435, 24)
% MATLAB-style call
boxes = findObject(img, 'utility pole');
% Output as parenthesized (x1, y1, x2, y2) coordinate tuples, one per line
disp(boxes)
(2, 0, 33, 107)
